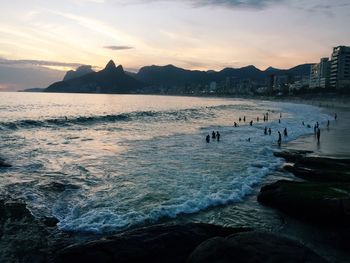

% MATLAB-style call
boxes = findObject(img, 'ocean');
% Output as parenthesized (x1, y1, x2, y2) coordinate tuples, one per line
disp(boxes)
(0, 92, 331, 234)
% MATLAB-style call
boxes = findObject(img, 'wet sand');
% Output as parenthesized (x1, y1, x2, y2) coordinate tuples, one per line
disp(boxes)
(286, 104, 350, 158)
(274, 103, 350, 262)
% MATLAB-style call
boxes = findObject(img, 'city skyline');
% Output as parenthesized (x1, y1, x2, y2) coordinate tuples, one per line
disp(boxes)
(1, 0, 350, 91)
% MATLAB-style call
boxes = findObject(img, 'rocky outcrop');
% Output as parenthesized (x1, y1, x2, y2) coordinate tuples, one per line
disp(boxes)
(188, 231, 327, 263)
(275, 150, 350, 182)
(53, 223, 250, 263)
(258, 180, 350, 223)
(0, 199, 50, 263)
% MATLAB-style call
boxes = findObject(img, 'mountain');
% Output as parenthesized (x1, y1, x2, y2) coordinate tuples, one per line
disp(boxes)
(134, 64, 312, 87)
(45, 60, 146, 94)
(18, 87, 45, 92)
(136, 64, 210, 86)
(63, 65, 94, 81)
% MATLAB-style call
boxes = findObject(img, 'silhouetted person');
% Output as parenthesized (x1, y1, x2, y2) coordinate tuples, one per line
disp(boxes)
(206, 134, 210, 143)
(216, 131, 220, 142)
(263, 115, 266, 122)
(264, 127, 267, 135)
(234, 122, 238, 127)
(316, 127, 321, 142)
(302, 121, 305, 126)
(314, 124, 317, 135)
(250, 120, 253, 126)
(65, 116, 68, 121)
(268, 128, 271, 135)
(257, 117, 259, 122)
(280, 113, 282, 118)
(327, 120, 330, 128)
(277, 131, 282, 146)
(316, 122, 319, 128)
(283, 128, 288, 137)
(247, 138, 251, 142)
(335, 113, 337, 120)
(239, 117, 241, 122)
(212, 131, 216, 139)
(278, 119, 281, 123)
(243, 116, 246, 122)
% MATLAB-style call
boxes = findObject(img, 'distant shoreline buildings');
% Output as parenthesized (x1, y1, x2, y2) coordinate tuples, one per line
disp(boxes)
(309, 45, 350, 91)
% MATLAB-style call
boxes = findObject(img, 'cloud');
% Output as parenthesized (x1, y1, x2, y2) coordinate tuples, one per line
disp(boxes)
(0, 58, 85, 68)
(104, 45, 134, 50)
(107, 0, 286, 10)
(188, 0, 286, 9)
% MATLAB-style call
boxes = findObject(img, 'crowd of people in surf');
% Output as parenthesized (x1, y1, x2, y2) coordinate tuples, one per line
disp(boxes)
(205, 111, 338, 147)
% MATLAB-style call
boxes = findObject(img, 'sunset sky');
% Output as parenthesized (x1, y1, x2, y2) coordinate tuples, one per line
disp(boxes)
(1, 0, 350, 91)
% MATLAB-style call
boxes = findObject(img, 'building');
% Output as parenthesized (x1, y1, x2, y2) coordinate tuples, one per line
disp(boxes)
(330, 46, 350, 90)
(309, 57, 330, 89)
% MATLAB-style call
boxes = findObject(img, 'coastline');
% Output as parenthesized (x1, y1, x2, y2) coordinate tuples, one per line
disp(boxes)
(258, 101, 350, 262)
(1, 95, 349, 262)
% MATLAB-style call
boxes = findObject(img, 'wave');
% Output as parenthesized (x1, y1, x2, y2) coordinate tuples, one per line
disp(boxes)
(0, 105, 227, 131)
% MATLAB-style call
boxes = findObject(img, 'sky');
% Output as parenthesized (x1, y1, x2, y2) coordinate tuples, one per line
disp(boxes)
(0, 0, 350, 91)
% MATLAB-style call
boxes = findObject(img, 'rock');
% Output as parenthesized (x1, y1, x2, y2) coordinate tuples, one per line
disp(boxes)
(284, 164, 350, 182)
(258, 180, 350, 224)
(274, 150, 313, 162)
(0, 199, 50, 263)
(187, 231, 327, 263)
(276, 152, 350, 182)
(42, 216, 59, 227)
(53, 223, 250, 263)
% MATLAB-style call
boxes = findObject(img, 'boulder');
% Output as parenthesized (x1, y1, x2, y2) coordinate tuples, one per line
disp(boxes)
(53, 223, 250, 263)
(187, 231, 327, 263)
(0, 199, 50, 263)
(258, 180, 350, 224)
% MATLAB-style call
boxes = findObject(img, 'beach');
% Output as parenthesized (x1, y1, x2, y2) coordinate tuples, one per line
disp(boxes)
(0, 93, 349, 262)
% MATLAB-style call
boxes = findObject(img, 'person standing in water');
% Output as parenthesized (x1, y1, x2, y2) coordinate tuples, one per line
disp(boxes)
(277, 131, 282, 146)
(335, 113, 337, 120)
(264, 127, 267, 135)
(216, 131, 221, 142)
(212, 131, 216, 139)
(206, 134, 210, 143)
(243, 116, 246, 122)
(268, 128, 271, 135)
(283, 128, 288, 137)
(250, 120, 253, 126)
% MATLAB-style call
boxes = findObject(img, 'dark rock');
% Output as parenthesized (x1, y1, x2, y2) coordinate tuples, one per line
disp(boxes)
(42, 216, 59, 227)
(53, 223, 250, 263)
(258, 180, 350, 224)
(284, 164, 350, 182)
(187, 231, 328, 263)
(0, 199, 50, 263)
(273, 150, 313, 162)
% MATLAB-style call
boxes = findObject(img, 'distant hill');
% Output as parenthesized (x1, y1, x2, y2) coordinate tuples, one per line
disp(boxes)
(19, 87, 45, 92)
(63, 65, 94, 81)
(134, 64, 313, 87)
(45, 60, 146, 94)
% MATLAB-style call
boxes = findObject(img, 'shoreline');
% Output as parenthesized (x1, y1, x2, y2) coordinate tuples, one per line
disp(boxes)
(1, 96, 349, 262)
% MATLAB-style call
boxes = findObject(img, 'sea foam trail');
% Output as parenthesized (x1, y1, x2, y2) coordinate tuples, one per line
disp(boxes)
(53, 102, 330, 234)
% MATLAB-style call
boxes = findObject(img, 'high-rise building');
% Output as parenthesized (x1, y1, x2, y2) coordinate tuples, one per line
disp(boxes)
(330, 46, 350, 90)
(309, 57, 330, 89)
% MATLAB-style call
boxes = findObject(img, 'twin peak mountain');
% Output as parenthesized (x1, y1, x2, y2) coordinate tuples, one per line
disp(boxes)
(45, 60, 312, 94)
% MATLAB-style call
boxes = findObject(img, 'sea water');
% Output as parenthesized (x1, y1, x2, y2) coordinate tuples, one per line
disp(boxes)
(0, 93, 330, 233)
